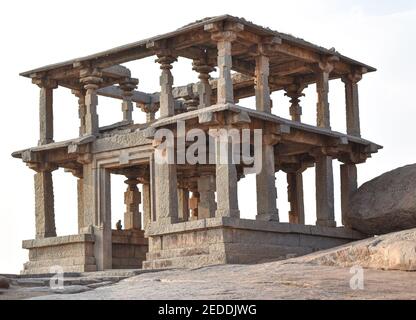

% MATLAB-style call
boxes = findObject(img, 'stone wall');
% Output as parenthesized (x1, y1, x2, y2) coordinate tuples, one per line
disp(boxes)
(112, 229, 148, 269)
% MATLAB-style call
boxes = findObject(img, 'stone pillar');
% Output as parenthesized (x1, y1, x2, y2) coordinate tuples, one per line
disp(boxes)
(77, 177, 84, 233)
(193, 57, 215, 108)
(139, 102, 159, 123)
(153, 144, 179, 224)
(81, 163, 112, 270)
(189, 191, 200, 220)
(255, 54, 271, 113)
(33, 78, 57, 145)
(287, 171, 305, 224)
(340, 163, 358, 227)
(197, 175, 216, 219)
(315, 153, 336, 227)
(178, 187, 190, 221)
(33, 164, 57, 239)
(254, 53, 279, 221)
(96, 168, 112, 270)
(211, 31, 236, 104)
(156, 52, 177, 118)
(141, 178, 152, 230)
(80, 68, 102, 136)
(342, 72, 362, 137)
(214, 130, 240, 218)
(72, 89, 87, 136)
(124, 176, 141, 230)
(120, 78, 138, 122)
(256, 139, 279, 221)
(284, 83, 307, 122)
(315, 61, 334, 129)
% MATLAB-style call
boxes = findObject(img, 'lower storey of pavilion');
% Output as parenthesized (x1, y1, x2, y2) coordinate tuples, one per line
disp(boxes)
(21, 217, 364, 274)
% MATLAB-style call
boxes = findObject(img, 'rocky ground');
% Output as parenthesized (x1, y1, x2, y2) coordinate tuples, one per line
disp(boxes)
(1, 228, 415, 300)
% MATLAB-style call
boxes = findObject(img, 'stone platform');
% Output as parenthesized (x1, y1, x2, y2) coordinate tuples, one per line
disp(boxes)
(143, 217, 366, 269)
(22, 230, 148, 274)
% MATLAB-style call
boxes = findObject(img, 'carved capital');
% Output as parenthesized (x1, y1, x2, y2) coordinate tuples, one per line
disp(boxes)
(32, 77, 58, 89)
(119, 77, 139, 96)
(80, 68, 103, 90)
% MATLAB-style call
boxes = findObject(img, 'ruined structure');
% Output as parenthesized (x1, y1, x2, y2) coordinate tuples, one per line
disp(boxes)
(13, 15, 381, 274)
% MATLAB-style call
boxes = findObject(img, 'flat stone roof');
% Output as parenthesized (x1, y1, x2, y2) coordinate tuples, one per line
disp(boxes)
(20, 15, 376, 78)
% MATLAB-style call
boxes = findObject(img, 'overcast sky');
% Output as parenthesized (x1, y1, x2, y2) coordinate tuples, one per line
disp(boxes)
(0, 0, 415, 273)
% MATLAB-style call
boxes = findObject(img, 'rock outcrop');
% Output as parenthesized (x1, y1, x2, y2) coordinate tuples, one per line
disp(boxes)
(346, 164, 416, 235)
(302, 227, 416, 271)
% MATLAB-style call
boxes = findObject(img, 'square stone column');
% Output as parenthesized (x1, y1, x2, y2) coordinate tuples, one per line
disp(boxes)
(156, 52, 177, 118)
(81, 163, 112, 270)
(314, 60, 335, 129)
(287, 171, 305, 224)
(315, 154, 336, 227)
(198, 175, 216, 219)
(214, 131, 240, 218)
(33, 167, 57, 239)
(255, 54, 271, 113)
(256, 142, 279, 221)
(119, 78, 138, 123)
(340, 163, 358, 227)
(142, 181, 152, 230)
(152, 139, 179, 224)
(178, 187, 190, 221)
(80, 68, 102, 136)
(124, 177, 141, 230)
(32, 78, 57, 145)
(77, 178, 84, 233)
(210, 31, 237, 104)
(342, 72, 362, 137)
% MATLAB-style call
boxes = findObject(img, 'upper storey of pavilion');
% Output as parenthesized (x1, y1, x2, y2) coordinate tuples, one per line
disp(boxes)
(20, 15, 375, 93)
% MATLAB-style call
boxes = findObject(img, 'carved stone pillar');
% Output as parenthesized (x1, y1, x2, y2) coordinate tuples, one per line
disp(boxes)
(80, 68, 102, 136)
(153, 139, 179, 225)
(32, 78, 57, 145)
(139, 102, 159, 123)
(256, 134, 279, 221)
(197, 175, 216, 219)
(315, 151, 336, 227)
(314, 60, 335, 129)
(178, 187, 190, 222)
(140, 176, 152, 230)
(213, 129, 240, 218)
(342, 72, 362, 137)
(285, 82, 307, 122)
(211, 31, 236, 104)
(124, 176, 141, 230)
(254, 53, 271, 113)
(287, 171, 305, 224)
(72, 89, 87, 136)
(32, 164, 57, 239)
(340, 163, 357, 227)
(156, 52, 177, 118)
(192, 56, 215, 109)
(119, 78, 138, 123)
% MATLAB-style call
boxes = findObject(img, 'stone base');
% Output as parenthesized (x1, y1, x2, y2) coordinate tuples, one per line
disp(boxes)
(22, 234, 96, 274)
(22, 230, 149, 274)
(112, 229, 148, 269)
(143, 217, 367, 269)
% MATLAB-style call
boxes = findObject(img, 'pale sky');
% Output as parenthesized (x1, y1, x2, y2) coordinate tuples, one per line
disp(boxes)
(0, 0, 415, 274)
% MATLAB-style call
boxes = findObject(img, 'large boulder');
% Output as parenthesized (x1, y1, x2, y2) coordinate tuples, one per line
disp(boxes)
(302, 228, 416, 271)
(346, 164, 416, 235)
